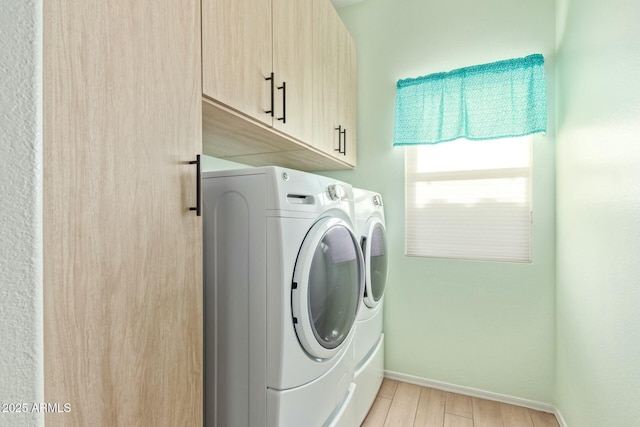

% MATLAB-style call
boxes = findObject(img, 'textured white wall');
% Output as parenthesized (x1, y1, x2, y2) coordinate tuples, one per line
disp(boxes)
(555, 0, 640, 425)
(0, 1, 44, 426)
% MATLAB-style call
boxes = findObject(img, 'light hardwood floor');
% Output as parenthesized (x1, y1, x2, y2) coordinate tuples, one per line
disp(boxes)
(362, 379, 560, 427)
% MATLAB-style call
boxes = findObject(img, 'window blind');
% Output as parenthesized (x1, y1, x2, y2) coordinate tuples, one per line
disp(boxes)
(405, 137, 532, 262)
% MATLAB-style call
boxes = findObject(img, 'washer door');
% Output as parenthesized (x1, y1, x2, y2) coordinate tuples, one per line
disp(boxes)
(292, 217, 364, 360)
(362, 218, 388, 308)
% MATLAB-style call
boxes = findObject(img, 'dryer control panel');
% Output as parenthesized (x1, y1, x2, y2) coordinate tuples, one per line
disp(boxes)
(327, 184, 347, 201)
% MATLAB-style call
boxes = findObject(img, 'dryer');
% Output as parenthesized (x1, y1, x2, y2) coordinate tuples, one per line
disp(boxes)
(352, 188, 388, 425)
(202, 167, 364, 427)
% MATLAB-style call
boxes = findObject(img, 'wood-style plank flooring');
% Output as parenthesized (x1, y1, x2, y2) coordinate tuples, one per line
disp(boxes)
(362, 379, 560, 427)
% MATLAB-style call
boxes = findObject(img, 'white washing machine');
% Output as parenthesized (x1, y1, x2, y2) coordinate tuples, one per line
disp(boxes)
(352, 188, 388, 425)
(202, 166, 364, 427)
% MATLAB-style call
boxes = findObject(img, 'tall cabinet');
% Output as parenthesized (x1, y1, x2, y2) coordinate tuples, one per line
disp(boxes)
(43, 0, 203, 425)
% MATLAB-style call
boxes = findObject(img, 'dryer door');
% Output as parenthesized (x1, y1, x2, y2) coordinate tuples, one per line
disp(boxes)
(362, 218, 388, 308)
(292, 217, 364, 360)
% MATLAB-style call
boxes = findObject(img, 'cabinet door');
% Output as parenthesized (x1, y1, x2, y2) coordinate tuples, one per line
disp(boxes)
(43, 0, 202, 425)
(272, 0, 313, 142)
(337, 24, 357, 166)
(312, 0, 341, 157)
(203, 0, 273, 125)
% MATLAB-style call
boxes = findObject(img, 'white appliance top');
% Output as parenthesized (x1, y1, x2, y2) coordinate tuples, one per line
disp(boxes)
(353, 188, 385, 222)
(202, 166, 355, 217)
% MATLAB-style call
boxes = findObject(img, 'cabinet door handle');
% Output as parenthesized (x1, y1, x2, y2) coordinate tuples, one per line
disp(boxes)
(334, 125, 342, 153)
(189, 154, 201, 216)
(341, 128, 347, 155)
(265, 72, 274, 117)
(277, 81, 286, 123)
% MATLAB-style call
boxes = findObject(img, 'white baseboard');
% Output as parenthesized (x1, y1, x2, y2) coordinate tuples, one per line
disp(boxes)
(554, 408, 568, 427)
(384, 370, 558, 416)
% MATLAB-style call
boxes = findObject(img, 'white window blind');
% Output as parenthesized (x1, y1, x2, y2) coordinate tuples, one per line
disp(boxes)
(405, 136, 532, 262)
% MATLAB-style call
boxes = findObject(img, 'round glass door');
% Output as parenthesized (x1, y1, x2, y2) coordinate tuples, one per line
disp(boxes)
(363, 218, 388, 308)
(292, 217, 364, 360)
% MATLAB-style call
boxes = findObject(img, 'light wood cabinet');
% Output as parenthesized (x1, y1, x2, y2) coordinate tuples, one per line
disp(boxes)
(312, 0, 341, 157)
(202, 0, 272, 126)
(202, 0, 313, 143)
(313, 1, 358, 166)
(337, 23, 358, 166)
(202, 0, 357, 171)
(272, 0, 314, 143)
(44, 0, 202, 425)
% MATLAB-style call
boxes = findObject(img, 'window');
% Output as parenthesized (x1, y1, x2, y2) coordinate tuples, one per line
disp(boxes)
(394, 55, 546, 262)
(405, 136, 532, 262)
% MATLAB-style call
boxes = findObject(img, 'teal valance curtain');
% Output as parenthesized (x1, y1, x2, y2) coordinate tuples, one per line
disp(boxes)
(393, 54, 547, 146)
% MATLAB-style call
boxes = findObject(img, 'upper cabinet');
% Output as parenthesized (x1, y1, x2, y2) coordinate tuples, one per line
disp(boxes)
(201, 0, 357, 171)
(337, 23, 357, 166)
(272, 0, 314, 143)
(312, 0, 357, 166)
(202, 0, 272, 126)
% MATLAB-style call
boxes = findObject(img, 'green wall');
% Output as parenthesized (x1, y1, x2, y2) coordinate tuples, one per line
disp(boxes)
(555, 0, 640, 425)
(324, 0, 557, 403)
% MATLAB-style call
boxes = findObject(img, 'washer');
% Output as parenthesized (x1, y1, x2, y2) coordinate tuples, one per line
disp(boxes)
(202, 166, 364, 427)
(352, 188, 388, 425)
